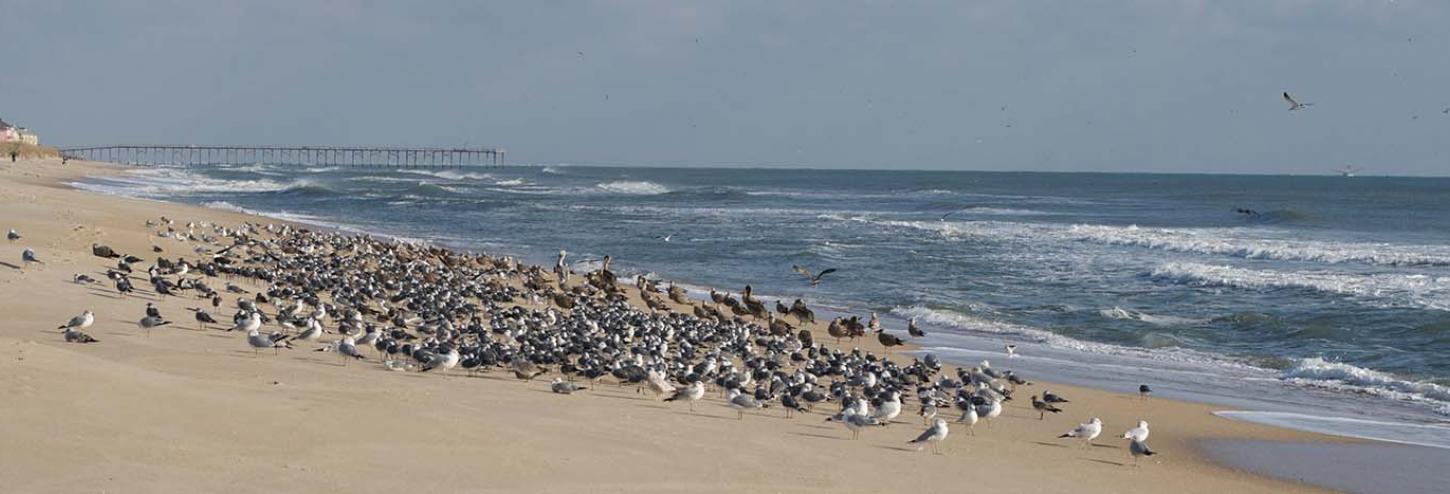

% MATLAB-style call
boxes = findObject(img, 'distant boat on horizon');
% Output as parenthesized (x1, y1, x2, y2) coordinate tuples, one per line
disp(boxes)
(1338, 165, 1357, 177)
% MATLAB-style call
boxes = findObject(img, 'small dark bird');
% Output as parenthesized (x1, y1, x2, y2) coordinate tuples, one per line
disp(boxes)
(151, 245, 163, 253)
(1043, 390, 1070, 404)
(5, 229, 18, 241)
(91, 244, 120, 258)
(792, 265, 837, 287)
(877, 329, 905, 353)
(21, 248, 43, 265)
(191, 308, 218, 330)
(1139, 384, 1152, 400)
(907, 317, 925, 337)
(1031, 395, 1063, 420)
(1129, 440, 1157, 466)
(63, 328, 99, 343)
(73, 274, 98, 284)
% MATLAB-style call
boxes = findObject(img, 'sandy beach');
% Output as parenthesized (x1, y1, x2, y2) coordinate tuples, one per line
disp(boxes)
(0, 158, 1345, 493)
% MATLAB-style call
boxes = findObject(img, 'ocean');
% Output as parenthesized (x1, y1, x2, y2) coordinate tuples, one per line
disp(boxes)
(75, 162, 1450, 448)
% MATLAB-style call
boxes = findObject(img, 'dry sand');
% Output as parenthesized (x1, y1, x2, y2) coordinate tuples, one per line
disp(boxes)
(0, 158, 1340, 493)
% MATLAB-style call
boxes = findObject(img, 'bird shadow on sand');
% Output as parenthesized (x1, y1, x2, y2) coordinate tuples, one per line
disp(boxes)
(1086, 458, 1127, 467)
(1030, 441, 1070, 448)
(589, 392, 657, 402)
(790, 431, 846, 441)
(1091, 443, 1122, 449)
(633, 403, 672, 410)
(673, 411, 733, 420)
(0, 261, 21, 270)
(874, 444, 921, 453)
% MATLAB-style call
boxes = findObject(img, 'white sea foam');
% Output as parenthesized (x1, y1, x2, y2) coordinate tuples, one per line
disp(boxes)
(1150, 262, 1450, 311)
(1098, 306, 1205, 326)
(1067, 224, 1450, 267)
(596, 180, 670, 195)
(1280, 358, 1450, 416)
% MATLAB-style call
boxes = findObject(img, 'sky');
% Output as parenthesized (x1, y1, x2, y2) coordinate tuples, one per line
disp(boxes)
(1, 0, 1447, 175)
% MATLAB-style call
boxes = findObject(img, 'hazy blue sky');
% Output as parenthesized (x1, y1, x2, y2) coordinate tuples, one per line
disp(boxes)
(2, 1, 1447, 175)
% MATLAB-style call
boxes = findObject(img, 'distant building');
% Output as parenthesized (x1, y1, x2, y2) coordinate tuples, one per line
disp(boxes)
(0, 118, 39, 145)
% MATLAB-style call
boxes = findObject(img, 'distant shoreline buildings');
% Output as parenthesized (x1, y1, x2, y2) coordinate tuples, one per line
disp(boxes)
(0, 117, 40, 145)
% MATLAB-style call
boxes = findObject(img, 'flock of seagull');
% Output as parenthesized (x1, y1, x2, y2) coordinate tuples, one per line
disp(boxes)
(17, 216, 1159, 465)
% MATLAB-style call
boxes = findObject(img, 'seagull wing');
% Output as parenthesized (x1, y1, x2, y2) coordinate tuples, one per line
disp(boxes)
(1283, 92, 1297, 107)
(792, 265, 813, 279)
(814, 268, 837, 280)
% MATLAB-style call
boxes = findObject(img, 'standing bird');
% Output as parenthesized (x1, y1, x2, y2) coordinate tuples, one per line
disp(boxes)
(876, 329, 905, 354)
(1058, 417, 1103, 448)
(21, 248, 42, 267)
(247, 329, 292, 356)
(664, 381, 706, 412)
(1122, 420, 1150, 442)
(138, 314, 171, 336)
(726, 388, 767, 420)
(791, 265, 836, 287)
(1138, 384, 1152, 400)
(1283, 91, 1313, 111)
(1129, 439, 1157, 466)
(838, 413, 886, 440)
(58, 310, 95, 331)
(191, 308, 218, 330)
(908, 419, 950, 454)
(1032, 395, 1063, 420)
(907, 317, 925, 337)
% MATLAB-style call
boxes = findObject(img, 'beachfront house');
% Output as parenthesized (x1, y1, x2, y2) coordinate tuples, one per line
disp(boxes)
(0, 119, 39, 145)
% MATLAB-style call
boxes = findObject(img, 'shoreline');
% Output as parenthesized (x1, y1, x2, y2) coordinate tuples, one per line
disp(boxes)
(0, 157, 1400, 493)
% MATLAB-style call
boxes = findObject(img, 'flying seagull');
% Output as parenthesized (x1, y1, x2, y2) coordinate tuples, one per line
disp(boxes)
(1283, 91, 1313, 111)
(792, 265, 837, 287)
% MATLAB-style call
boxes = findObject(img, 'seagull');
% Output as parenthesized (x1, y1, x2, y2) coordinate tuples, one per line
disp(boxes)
(1139, 384, 1152, 400)
(5, 229, 18, 241)
(908, 418, 950, 453)
(726, 388, 767, 420)
(1122, 420, 1150, 442)
(664, 381, 706, 412)
(73, 274, 99, 284)
(138, 314, 171, 336)
(190, 308, 218, 330)
(335, 335, 365, 363)
(1043, 390, 1070, 403)
(58, 310, 95, 331)
(229, 312, 262, 333)
(1129, 439, 1157, 466)
(247, 328, 292, 356)
(907, 317, 925, 337)
(1058, 417, 1103, 448)
(1283, 91, 1313, 111)
(21, 248, 42, 266)
(654, 233, 674, 242)
(550, 377, 582, 394)
(955, 400, 978, 435)
(791, 265, 837, 287)
(1005, 344, 1017, 358)
(63, 326, 99, 343)
(1032, 395, 1063, 420)
(839, 413, 887, 440)
(91, 243, 120, 258)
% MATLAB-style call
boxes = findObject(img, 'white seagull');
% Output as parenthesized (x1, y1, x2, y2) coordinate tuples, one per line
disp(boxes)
(1059, 417, 1103, 448)
(908, 418, 950, 453)
(1122, 420, 1150, 442)
(664, 381, 706, 412)
(58, 310, 95, 331)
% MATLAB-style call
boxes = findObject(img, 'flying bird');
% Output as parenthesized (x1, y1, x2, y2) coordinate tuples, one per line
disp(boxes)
(792, 265, 837, 287)
(1283, 91, 1313, 111)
